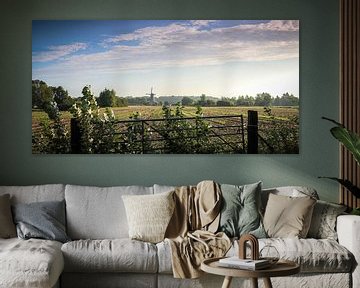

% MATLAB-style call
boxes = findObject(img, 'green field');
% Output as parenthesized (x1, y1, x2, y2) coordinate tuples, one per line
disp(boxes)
(32, 105, 299, 127)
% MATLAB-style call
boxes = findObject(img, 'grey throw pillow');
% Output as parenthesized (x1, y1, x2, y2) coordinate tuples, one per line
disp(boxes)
(307, 200, 347, 240)
(218, 182, 266, 238)
(12, 200, 70, 243)
(0, 194, 16, 238)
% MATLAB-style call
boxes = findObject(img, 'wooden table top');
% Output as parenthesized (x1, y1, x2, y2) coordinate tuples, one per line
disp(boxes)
(201, 257, 300, 278)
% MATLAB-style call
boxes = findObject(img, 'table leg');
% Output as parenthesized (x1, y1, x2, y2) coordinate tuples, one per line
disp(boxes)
(251, 278, 258, 288)
(222, 276, 233, 288)
(263, 277, 273, 288)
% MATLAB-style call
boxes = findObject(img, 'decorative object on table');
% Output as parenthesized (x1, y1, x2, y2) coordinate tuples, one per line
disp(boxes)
(218, 234, 272, 270)
(320, 117, 360, 212)
(218, 257, 271, 270)
(259, 245, 280, 265)
(238, 233, 259, 260)
(237, 233, 279, 268)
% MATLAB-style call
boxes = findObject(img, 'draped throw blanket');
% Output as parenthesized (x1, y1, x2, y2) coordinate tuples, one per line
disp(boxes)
(165, 180, 231, 278)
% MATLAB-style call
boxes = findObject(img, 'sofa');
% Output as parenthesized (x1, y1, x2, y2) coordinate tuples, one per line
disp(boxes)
(0, 183, 359, 288)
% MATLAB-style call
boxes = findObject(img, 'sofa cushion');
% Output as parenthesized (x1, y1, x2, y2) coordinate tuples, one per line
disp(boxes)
(0, 184, 65, 204)
(263, 193, 316, 238)
(122, 191, 175, 243)
(156, 240, 173, 274)
(307, 200, 347, 240)
(65, 185, 153, 239)
(61, 239, 158, 273)
(233, 238, 353, 273)
(0, 238, 64, 288)
(153, 184, 176, 194)
(0, 194, 16, 238)
(218, 182, 266, 238)
(260, 238, 353, 273)
(158, 237, 353, 274)
(12, 200, 70, 243)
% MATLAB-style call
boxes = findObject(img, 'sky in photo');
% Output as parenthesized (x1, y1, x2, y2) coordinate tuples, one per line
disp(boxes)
(32, 20, 299, 98)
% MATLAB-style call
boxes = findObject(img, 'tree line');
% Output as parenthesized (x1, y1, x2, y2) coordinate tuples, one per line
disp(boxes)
(32, 80, 128, 113)
(32, 80, 299, 114)
(180, 93, 299, 107)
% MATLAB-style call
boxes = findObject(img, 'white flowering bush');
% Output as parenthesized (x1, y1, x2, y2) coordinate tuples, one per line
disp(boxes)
(33, 85, 118, 154)
(70, 86, 118, 153)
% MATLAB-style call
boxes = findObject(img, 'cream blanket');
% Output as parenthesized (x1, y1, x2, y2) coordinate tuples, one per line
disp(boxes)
(165, 180, 231, 278)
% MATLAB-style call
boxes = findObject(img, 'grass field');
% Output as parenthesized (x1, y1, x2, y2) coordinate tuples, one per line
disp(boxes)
(32, 105, 299, 127)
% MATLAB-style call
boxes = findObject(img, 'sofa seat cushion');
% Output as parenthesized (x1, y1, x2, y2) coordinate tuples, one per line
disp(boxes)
(61, 239, 158, 273)
(157, 238, 354, 274)
(260, 238, 353, 272)
(0, 238, 64, 288)
(231, 238, 353, 273)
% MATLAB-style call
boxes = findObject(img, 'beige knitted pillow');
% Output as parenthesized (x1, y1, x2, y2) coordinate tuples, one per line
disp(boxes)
(263, 193, 316, 238)
(122, 191, 175, 243)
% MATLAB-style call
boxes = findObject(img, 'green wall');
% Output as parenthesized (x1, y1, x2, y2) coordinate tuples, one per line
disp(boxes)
(0, 0, 340, 202)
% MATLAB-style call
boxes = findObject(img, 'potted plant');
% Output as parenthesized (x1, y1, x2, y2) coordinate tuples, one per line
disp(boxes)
(320, 117, 360, 215)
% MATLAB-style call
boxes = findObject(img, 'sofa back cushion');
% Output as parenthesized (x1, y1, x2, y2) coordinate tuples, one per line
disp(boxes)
(153, 184, 176, 194)
(0, 184, 65, 204)
(65, 185, 153, 239)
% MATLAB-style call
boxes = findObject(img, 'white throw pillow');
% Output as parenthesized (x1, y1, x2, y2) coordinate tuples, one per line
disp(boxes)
(122, 191, 175, 243)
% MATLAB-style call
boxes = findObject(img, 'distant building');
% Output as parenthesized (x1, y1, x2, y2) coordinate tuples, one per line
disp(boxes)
(146, 87, 157, 105)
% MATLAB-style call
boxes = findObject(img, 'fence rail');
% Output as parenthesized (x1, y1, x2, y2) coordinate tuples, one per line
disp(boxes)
(71, 113, 249, 154)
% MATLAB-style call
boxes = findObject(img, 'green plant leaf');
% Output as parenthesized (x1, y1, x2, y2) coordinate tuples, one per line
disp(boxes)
(351, 208, 360, 215)
(322, 117, 360, 165)
(330, 127, 360, 165)
(319, 177, 360, 198)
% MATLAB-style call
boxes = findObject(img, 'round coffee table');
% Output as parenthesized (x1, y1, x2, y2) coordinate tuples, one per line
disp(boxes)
(201, 257, 300, 288)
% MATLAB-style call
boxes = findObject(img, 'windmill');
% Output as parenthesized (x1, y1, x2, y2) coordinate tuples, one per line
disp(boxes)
(146, 87, 156, 104)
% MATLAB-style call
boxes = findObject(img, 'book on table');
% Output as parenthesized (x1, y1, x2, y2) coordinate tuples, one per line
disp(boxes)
(218, 257, 271, 270)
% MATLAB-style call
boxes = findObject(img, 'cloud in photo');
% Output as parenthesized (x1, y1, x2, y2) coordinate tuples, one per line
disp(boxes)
(32, 20, 299, 97)
(32, 42, 87, 63)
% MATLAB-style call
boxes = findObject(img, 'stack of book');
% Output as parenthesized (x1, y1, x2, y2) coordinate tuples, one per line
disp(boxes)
(218, 257, 271, 270)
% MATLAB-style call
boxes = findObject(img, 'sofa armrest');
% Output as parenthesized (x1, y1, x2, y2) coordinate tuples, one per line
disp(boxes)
(337, 215, 360, 288)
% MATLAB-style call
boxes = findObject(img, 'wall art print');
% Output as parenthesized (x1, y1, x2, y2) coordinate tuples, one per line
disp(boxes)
(32, 20, 299, 154)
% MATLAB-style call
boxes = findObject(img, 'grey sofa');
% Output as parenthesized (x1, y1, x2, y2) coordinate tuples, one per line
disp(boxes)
(0, 184, 359, 288)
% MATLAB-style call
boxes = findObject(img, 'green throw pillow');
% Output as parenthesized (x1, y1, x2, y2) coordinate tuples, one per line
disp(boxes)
(218, 182, 266, 238)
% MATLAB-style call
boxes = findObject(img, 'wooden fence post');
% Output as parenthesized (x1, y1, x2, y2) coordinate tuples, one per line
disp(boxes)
(71, 118, 81, 153)
(247, 110, 258, 154)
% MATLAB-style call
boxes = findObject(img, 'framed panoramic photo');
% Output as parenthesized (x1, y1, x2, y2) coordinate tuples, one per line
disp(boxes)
(32, 20, 299, 154)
